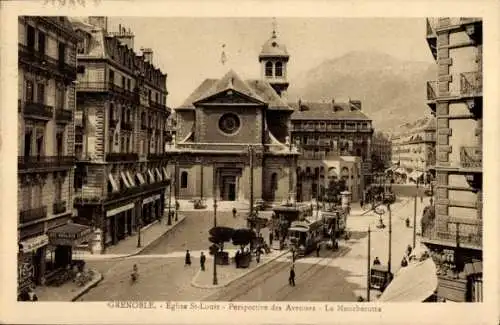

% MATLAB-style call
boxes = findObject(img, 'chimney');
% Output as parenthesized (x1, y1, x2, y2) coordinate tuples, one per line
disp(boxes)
(350, 100, 362, 111)
(298, 98, 302, 111)
(88, 16, 108, 32)
(141, 48, 154, 63)
(331, 98, 335, 110)
(114, 25, 135, 49)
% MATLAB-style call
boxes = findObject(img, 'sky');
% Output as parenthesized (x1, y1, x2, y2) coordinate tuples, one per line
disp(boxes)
(106, 17, 435, 107)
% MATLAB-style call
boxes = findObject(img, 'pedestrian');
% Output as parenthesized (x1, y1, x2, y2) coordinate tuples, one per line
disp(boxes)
(360, 199, 364, 209)
(235, 250, 241, 268)
(420, 195, 423, 203)
(316, 243, 320, 257)
(269, 231, 273, 246)
(185, 250, 191, 266)
(232, 207, 237, 218)
(373, 257, 381, 265)
(200, 252, 206, 271)
(401, 256, 408, 267)
(288, 265, 296, 286)
(406, 244, 412, 257)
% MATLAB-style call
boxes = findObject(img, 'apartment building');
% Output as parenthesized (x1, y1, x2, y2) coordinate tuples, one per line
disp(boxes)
(71, 17, 171, 253)
(17, 16, 93, 295)
(422, 17, 482, 302)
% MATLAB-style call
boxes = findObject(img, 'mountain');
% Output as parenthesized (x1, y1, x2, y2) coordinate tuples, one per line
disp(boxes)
(287, 51, 437, 132)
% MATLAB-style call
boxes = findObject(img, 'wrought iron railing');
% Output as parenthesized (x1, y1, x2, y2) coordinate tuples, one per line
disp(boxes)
(77, 82, 139, 101)
(460, 146, 482, 169)
(52, 201, 67, 214)
(105, 152, 139, 162)
(422, 222, 482, 249)
(18, 156, 75, 170)
(23, 102, 54, 119)
(147, 153, 169, 160)
(460, 71, 482, 97)
(55, 109, 72, 122)
(19, 206, 47, 224)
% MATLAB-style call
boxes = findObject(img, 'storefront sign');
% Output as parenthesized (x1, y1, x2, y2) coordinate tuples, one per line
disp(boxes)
(19, 234, 49, 253)
(143, 194, 161, 205)
(18, 254, 34, 293)
(106, 203, 135, 217)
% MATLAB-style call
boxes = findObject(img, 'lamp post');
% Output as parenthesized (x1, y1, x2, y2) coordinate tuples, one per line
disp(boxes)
(316, 170, 320, 218)
(367, 226, 371, 302)
(413, 178, 418, 248)
(212, 165, 218, 285)
(175, 161, 179, 222)
(167, 164, 173, 226)
(137, 219, 142, 248)
(248, 145, 254, 231)
(387, 202, 392, 276)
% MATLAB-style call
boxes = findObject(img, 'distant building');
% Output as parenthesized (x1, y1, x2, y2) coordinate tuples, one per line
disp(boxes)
(371, 131, 392, 172)
(71, 17, 171, 252)
(17, 16, 89, 296)
(289, 100, 373, 202)
(422, 17, 482, 302)
(390, 116, 436, 184)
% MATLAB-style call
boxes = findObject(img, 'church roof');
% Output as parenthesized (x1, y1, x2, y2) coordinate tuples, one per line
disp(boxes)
(259, 32, 289, 58)
(178, 70, 292, 111)
(289, 102, 371, 121)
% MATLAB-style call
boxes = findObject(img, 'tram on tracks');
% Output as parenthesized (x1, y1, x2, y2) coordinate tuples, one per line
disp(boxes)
(320, 207, 348, 240)
(287, 216, 324, 257)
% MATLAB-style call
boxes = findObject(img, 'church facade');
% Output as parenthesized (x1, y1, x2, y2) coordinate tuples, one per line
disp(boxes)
(167, 30, 299, 205)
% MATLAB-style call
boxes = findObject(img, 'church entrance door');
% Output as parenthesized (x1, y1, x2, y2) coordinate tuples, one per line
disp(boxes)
(221, 175, 237, 201)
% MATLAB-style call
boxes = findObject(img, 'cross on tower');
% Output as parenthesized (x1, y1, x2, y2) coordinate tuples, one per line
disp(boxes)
(221, 44, 227, 66)
(272, 17, 277, 38)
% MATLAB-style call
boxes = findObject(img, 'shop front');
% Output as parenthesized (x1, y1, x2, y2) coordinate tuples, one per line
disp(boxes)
(142, 192, 163, 226)
(104, 202, 135, 247)
(17, 234, 50, 297)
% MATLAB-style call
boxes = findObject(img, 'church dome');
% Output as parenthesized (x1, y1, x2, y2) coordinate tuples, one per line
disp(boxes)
(259, 31, 289, 59)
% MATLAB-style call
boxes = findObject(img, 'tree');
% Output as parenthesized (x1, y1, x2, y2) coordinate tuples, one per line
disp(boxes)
(232, 228, 256, 250)
(324, 179, 346, 209)
(208, 226, 234, 253)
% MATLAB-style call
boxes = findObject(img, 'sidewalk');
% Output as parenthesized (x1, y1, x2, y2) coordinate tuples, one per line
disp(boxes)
(73, 214, 187, 260)
(35, 268, 103, 301)
(191, 249, 290, 289)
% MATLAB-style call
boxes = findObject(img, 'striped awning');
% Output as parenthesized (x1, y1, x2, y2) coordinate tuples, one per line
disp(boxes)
(48, 223, 93, 247)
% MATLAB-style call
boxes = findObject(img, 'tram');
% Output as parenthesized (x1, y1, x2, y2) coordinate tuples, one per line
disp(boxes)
(320, 207, 348, 240)
(288, 216, 324, 257)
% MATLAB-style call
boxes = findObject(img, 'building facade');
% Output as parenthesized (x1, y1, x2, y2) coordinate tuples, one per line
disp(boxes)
(422, 17, 482, 302)
(17, 16, 93, 295)
(168, 29, 299, 207)
(289, 100, 373, 202)
(390, 116, 436, 184)
(371, 131, 391, 173)
(71, 17, 171, 253)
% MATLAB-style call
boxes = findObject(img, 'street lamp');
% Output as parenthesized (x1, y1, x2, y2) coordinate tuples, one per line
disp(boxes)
(137, 219, 142, 248)
(248, 145, 255, 231)
(167, 165, 173, 226)
(175, 161, 179, 222)
(212, 165, 218, 286)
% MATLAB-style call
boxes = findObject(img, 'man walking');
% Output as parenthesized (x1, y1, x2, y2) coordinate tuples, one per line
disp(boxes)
(185, 250, 191, 266)
(200, 252, 206, 271)
(316, 243, 320, 257)
(288, 265, 296, 287)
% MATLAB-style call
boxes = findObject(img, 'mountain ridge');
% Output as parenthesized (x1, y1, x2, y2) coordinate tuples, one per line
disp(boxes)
(287, 51, 437, 132)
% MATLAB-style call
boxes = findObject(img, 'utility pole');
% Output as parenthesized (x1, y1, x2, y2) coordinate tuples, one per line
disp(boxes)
(367, 226, 371, 302)
(248, 145, 254, 229)
(316, 170, 320, 218)
(413, 179, 418, 248)
(213, 165, 218, 285)
(167, 166, 172, 225)
(387, 202, 392, 276)
(175, 161, 179, 222)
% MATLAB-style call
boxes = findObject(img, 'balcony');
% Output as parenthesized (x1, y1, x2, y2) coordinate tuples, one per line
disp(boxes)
(55, 109, 73, 123)
(18, 156, 75, 172)
(52, 201, 67, 214)
(58, 61, 77, 79)
(19, 206, 47, 224)
(77, 82, 138, 102)
(422, 222, 482, 250)
(22, 102, 54, 120)
(426, 18, 437, 60)
(149, 100, 167, 110)
(105, 152, 139, 162)
(460, 146, 482, 170)
(460, 72, 482, 97)
(148, 153, 170, 160)
(121, 121, 134, 131)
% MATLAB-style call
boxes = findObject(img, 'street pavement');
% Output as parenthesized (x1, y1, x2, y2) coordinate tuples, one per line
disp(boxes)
(79, 197, 431, 301)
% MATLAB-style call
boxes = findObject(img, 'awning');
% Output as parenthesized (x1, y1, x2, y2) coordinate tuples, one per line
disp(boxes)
(126, 171, 136, 187)
(136, 172, 146, 185)
(120, 172, 131, 188)
(48, 223, 93, 247)
(19, 234, 49, 253)
(155, 168, 163, 181)
(464, 261, 483, 275)
(143, 194, 161, 205)
(147, 169, 155, 183)
(108, 174, 119, 192)
(162, 167, 170, 180)
(378, 258, 438, 302)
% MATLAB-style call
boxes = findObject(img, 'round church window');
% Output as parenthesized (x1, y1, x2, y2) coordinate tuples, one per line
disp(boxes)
(218, 113, 241, 135)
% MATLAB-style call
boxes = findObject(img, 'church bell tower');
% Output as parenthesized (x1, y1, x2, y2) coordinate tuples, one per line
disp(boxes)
(259, 20, 290, 97)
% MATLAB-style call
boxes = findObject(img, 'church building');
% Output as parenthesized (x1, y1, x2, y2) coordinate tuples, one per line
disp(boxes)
(167, 28, 300, 207)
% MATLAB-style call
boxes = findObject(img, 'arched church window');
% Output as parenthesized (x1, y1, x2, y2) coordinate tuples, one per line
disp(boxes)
(265, 61, 273, 77)
(180, 171, 188, 188)
(275, 62, 283, 77)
